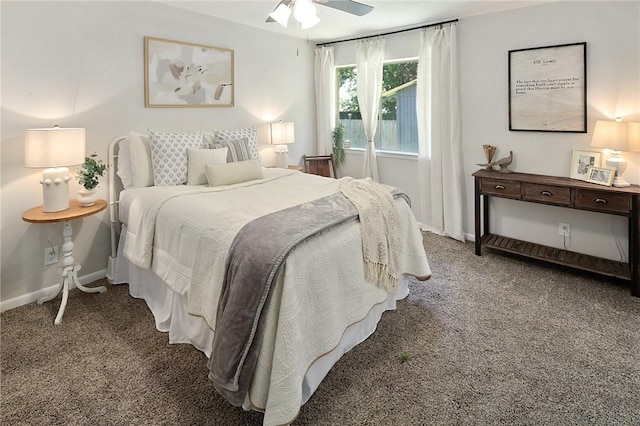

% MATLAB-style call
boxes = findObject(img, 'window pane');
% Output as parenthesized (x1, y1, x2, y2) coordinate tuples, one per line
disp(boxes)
(337, 66, 366, 149)
(380, 60, 418, 153)
(336, 60, 418, 153)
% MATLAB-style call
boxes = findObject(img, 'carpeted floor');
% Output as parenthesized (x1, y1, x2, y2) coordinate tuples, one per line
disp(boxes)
(2, 232, 639, 425)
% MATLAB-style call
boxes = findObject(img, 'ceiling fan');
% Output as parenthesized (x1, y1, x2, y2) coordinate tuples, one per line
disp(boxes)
(267, 0, 373, 29)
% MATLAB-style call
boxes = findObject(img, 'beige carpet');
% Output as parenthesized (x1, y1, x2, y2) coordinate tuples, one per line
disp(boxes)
(2, 232, 639, 425)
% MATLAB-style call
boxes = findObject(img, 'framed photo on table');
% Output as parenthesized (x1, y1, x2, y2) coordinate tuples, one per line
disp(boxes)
(585, 166, 615, 186)
(569, 149, 601, 181)
(144, 36, 234, 108)
(509, 42, 587, 132)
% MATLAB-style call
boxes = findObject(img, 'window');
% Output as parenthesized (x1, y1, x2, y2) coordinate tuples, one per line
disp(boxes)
(336, 59, 419, 153)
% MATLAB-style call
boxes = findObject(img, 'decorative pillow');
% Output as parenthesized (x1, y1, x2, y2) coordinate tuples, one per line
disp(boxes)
(205, 159, 264, 187)
(116, 138, 134, 189)
(186, 147, 228, 185)
(211, 127, 261, 165)
(129, 132, 154, 187)
(211, 138, 251, 163)
(148, 130, 205, 186)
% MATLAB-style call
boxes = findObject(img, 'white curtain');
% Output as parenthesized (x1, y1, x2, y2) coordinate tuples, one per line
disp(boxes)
(355, 38, 385, 181)
(314, 46, 335, 155)
(416, 23, 465, 242)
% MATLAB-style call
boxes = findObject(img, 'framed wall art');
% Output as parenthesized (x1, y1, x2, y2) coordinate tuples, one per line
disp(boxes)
(569, 149, 601, 181)
(509, 42, 586, 132)
(585, 166, 615, 187)
(144, 36, 234, 108)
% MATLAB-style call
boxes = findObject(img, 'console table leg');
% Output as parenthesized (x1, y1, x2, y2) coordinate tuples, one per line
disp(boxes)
(631, 195, 639, 297)
(474, 177, 482, 255)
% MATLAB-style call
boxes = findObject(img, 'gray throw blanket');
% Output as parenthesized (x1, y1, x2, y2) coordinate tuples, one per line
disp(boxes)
(209, 189, 409, 406)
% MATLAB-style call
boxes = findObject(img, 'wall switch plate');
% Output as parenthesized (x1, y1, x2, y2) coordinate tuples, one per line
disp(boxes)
(559, 223, 571, 237)
(44, 246, 59, 265)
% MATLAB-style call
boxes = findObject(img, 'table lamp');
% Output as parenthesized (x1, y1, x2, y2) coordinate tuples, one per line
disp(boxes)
(25, 126, 86, 212)
(590, 119, 636, 187)
(265, 121, 295, 168)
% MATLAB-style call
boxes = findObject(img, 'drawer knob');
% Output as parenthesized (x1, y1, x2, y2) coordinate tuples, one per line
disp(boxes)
(495, 185, 505, 190)
(594, 198, 608, 204)
(540, 191, 552, 197)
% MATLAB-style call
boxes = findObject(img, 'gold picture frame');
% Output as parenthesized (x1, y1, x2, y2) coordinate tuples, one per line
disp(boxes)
(569, 149, 601, 181)
(144, 36, 234, 108)
(585, 166, 615, 187)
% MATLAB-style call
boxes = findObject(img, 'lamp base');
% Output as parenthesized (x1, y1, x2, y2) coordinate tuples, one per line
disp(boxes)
(275, 152, 288, 169)
(606, 153, 630, 188)
(612, 177, 631, 187)
(274, 144, 289, 169)
(41, 167, 71, 212)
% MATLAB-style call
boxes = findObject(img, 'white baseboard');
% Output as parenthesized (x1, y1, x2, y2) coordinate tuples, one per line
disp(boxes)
(418, 223, 475, 243)
(0, 269, 107, 313)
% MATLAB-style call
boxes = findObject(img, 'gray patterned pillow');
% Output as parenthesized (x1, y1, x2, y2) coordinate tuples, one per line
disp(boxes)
(212, 138, 251, 163)
(211, 127, 261, 165)
(148, 130, 205, 186)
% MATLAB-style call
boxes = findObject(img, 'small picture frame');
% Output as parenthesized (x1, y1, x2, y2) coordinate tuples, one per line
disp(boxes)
(569, 149, 602, 181)
(585, 166, 615, 186)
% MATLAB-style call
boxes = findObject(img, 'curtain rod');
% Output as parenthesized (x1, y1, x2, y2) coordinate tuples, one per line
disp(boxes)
(315, 18, 458, 47)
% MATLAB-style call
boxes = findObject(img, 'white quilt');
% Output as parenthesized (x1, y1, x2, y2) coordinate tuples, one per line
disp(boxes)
(119, 168, 431, 426)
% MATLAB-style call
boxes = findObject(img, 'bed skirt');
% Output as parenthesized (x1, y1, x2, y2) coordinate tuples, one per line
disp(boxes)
(112, 225, 410, 410)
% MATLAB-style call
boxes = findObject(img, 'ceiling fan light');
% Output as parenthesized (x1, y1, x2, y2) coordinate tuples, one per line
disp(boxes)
(300, 14, 320, 29)
(269, 3, 291, 27)
(293, 0, 316, 22)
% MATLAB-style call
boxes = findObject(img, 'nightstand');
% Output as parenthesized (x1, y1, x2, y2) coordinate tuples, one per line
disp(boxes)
(288, 165, 303, 172)
(22, 199, 108, 325)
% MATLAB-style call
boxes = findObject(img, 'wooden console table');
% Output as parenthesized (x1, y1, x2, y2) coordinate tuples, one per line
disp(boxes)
(473, 170, 640, 296)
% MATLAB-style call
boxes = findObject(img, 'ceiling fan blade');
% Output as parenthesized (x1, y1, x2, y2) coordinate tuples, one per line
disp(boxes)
(319, 0, 373, 16)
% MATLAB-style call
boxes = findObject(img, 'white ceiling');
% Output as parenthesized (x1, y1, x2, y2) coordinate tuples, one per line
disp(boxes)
(161, 1, 551, 44)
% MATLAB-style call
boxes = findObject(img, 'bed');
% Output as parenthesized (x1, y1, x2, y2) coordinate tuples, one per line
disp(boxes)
(107, 131, 431, 425)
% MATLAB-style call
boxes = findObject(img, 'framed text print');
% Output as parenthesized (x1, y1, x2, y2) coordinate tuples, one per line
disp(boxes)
(509, 42, 586, 132)
(144, 37, 234, 108)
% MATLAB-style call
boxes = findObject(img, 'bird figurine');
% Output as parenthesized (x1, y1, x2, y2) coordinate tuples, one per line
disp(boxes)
(477, 151, 513, 173)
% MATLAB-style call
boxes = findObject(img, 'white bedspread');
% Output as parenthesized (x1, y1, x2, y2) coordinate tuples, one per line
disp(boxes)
(119, 169, 431, 425)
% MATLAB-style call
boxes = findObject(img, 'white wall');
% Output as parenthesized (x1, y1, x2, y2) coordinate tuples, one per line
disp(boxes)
(1, 1, 316, 302)
(336, 1, 639, 261)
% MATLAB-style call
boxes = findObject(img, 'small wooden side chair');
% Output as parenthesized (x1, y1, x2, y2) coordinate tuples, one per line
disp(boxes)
(303, 154, 337, 178)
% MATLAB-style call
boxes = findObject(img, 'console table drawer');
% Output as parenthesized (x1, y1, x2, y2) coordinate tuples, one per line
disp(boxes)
(523, 183, 571, 205)
(481, 179, 521, 199)
(575, 189, 631, 214)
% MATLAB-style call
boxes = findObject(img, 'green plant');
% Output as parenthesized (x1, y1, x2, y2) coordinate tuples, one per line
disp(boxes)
(77, 153, 107, 190)
(332, 124, 346, 166)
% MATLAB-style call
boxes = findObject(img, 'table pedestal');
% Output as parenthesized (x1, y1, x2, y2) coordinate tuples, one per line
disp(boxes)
(36, 221, 106, 325)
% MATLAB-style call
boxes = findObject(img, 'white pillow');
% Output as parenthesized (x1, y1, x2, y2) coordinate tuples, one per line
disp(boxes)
(208, 127, 262, 165)
(186, 147, 228, 185)
(129, 132, 154, 188)
(205, 159, 264, 187)
(149, 130, 206, 186)
(116, 139, 134, 189)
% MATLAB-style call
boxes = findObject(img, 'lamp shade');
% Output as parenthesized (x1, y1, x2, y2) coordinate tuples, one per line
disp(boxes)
(590, 120, 628, 151)
(25, 126, 85, 168)
(269, 121, 295, 145)
(627, 122, 640, 152)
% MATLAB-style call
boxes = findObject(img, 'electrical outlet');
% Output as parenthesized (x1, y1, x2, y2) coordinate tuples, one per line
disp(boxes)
(44, 246, 59, 266)
(559, 223, 571, 237)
